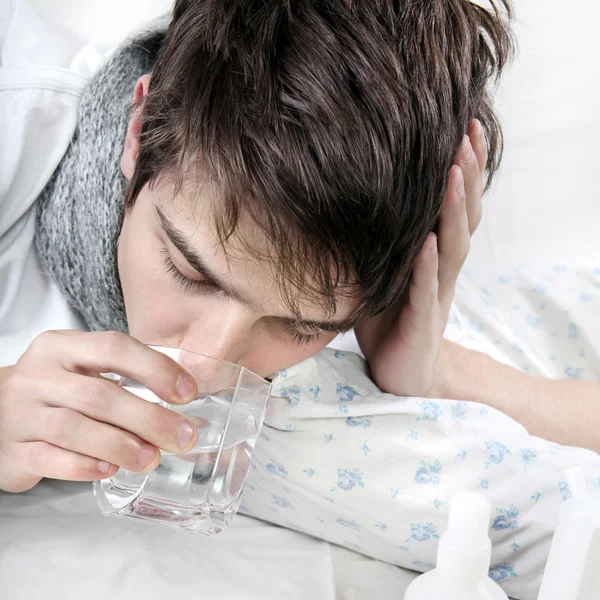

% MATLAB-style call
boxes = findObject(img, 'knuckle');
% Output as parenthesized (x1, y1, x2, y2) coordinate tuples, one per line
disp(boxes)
(143, 405, 175, 445)
(2, 444, 41, 490)
(29, 330, 58, 355)
(153, 353, 182, 384)
(78, 379, 110, 416)
(464, 152, 480, 174)
(27, 330, 76, 361)
(60, 454, 98, 481)
(143, 404, 163, 430)
(93, 330, 126, 357)
(24, 442, 48, 473)
(124, 438, 154, 471)
(1, 370, 26, 400)
(0, 386, 25, 432)
(43, 409, 72, 444)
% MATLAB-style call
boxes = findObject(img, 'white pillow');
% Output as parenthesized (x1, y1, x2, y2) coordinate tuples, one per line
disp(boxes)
(241, 264, 600, 600)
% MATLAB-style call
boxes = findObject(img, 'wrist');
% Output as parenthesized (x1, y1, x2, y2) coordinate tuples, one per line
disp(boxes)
(428, 339, 486, 400)
(430, 339, 531, 407)
(428, 339, 456, 398)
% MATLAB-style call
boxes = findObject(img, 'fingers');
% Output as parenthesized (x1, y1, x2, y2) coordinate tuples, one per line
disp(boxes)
(469, 118, 488, 181)
(408, 232, 440, 321)
(18, 441, 120, 485)
(30, 330, 198, 405)
(437, 165, 470, 310)
(0, 332, 208, 493)
(454, 119, 486, 235)
(25, 407, 161, 473)
(47, 374, 200, 456)
(434, 118, 487, 310)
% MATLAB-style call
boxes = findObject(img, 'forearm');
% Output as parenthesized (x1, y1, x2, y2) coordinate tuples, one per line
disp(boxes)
(437, 340, 600, 454)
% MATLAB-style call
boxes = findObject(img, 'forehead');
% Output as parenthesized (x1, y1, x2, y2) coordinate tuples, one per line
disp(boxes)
(149, 177, 363, 324)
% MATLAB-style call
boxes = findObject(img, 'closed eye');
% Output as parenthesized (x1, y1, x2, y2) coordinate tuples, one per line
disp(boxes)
(285, 325, 322, 345)
(162, 248, 347, 345)
(281, 319, 327, 345)
(162, 250, 217, 294)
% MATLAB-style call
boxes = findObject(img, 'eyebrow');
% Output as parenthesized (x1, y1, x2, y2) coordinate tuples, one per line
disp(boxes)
(154, 205, 357, 334)
(155, 205, 251, 307)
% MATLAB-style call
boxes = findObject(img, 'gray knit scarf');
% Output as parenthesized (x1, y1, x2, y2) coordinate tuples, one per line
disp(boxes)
(35, 32, 164, 333)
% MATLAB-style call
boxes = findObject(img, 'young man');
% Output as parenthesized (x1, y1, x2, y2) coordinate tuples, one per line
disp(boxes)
(0, 0, 598, 499)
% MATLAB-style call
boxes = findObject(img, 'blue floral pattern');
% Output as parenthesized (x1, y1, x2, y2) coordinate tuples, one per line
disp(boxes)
(308, 385, 321, 398)
(272, 495, 294, 509)
(412, 560, 435, 571)
(521, 449, 537, 464)
(336, 517, 360, 531)
(451, 401, 468, 420)
(492, 505, 520, 531)
(418, 401, 443, 422)
(558, 481, 572, 502)
(241, 265, 600, 598)
(280, 385, 302, 407)
(265, 459, 288, 478)
(346, 416, 372, 428)
(409, 522, 439, 542)
(414, 460, 442, 485)
(337, 468, 365, 491)
(489, 563, 518, 581)
(485, 441, 512, 465)
(336, 383, 360, 402)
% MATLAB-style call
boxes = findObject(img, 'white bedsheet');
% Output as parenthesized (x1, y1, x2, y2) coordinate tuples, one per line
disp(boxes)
(0, 479, 417, 599)
(1, 0, 599, 598)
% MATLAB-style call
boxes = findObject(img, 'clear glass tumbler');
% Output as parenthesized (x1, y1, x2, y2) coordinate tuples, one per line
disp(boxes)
(93, 346, 271, 536)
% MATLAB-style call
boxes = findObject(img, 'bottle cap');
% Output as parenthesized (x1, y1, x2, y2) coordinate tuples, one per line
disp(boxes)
(566, 465, 589, 499)
(437, 491, 492, 581)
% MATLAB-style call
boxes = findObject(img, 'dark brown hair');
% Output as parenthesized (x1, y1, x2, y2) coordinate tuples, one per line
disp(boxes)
(126, 0, 514, 324)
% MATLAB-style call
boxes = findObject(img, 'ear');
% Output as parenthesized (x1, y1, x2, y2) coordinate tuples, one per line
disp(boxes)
(120, 74, 151, 180)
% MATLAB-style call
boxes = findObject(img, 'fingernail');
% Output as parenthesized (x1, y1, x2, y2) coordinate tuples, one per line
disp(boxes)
(178, 422, 195, 449)
(138, 444, 156, 468)
(429, 233, 438, 253)
(462, 135, 475, 162)
(98, 461, 112, 473)
(177, 373, 197, 400)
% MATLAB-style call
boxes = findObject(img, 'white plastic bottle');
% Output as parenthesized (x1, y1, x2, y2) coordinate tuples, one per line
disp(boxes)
(537, 465, 600, 600)
(404, 491, 508, 600)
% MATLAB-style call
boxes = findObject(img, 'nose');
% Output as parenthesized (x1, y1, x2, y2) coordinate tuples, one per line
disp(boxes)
(177, 303, 256, 367)
(172, 305, 257, 394)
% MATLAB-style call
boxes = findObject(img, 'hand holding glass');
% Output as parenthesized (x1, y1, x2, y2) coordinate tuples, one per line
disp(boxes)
(94, 346, 271, 536)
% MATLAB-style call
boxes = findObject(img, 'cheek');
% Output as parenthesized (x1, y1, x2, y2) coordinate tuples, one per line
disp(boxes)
(118, 210, 233, 346)
(247, 333, 336, 378)
(118, 211, 186, 338)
